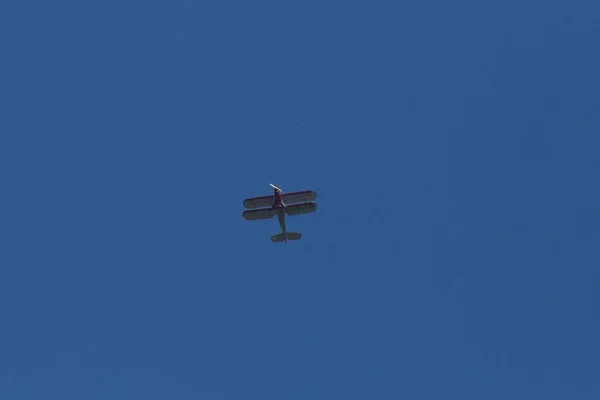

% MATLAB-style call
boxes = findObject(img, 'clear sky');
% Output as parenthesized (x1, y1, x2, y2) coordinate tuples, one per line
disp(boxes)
(0, 0, 598, 399)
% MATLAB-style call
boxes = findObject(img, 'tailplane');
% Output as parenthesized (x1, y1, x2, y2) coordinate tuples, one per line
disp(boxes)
(270, 232, 302, 243)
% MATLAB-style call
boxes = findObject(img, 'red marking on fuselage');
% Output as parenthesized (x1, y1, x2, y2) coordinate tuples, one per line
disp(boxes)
(273, 189, 283, 206)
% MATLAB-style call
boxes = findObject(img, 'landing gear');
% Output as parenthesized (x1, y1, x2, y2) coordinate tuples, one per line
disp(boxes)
(270, 202, 287, 210)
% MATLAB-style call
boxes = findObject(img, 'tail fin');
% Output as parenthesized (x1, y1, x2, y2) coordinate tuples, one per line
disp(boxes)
(270, 232, 302, 242)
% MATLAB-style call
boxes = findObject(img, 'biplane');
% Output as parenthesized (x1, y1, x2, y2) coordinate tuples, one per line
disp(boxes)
(242, 183, 317, 243)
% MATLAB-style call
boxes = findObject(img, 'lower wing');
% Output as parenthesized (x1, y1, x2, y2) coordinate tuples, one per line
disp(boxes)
(242, 207, 278, 220)
(285, 202, 317, 216)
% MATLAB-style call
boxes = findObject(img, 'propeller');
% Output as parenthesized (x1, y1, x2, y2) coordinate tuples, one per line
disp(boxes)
(269, 183, 282, 192)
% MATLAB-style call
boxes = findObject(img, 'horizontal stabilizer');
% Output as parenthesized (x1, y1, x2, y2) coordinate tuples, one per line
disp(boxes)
(271, 232, 302, 242)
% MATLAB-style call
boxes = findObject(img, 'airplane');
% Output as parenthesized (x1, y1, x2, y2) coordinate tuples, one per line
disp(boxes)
(242, 183, 317, 243)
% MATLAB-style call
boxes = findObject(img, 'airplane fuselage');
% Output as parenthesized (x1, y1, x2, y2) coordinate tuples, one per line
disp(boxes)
(272, 188, 284, 207)
(277, 210, 286, 240)
(273, 189, 287, 241)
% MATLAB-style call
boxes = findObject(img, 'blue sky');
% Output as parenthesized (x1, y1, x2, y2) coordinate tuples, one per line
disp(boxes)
(1, 0, 598, 398)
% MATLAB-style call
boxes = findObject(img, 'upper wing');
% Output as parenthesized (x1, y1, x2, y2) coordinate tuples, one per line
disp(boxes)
(285, 202, 317, 216)
(243, 195, 273, 209)
(243, 190, 316, 208)
(282, 190, 317, 204)
(242, 207, 278, 221)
